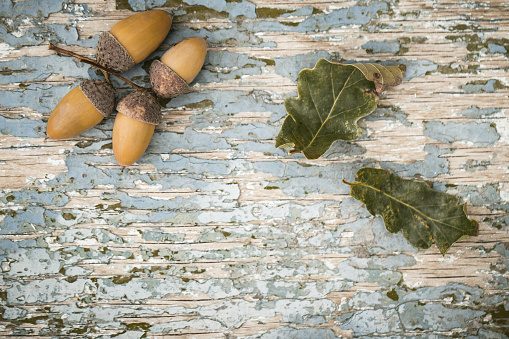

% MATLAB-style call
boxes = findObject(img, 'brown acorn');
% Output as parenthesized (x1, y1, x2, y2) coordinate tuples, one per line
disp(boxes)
(47, 80, 115, 139)
(113, 90, 161, 169)
(97, 10, 172, 73)
(150, 37, 207, 98)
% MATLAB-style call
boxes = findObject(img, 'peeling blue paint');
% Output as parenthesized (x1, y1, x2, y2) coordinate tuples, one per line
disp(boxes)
(459, 105, 501, 118)
(340, 308, 401, 334)
(362, 40, 401, 54)
(400, 302, 484, 331)
(1, 306, 27, 320)
(0, 0, 68, 19)
(6, 278, 87, 304)
(282, 6, 316, 18)
(400, 59, 438, 81)
(163, 25, 264, 47)
(461, 79, 504, 93)
(0, 115, 46, 137)
(199, 51, 267, 82)
(488, 43, 507, 54)
(249, 327, 339, 339)
(0, 0, 97, 49)
(381, 145, 450, 178)
(0, 0, 507, 337)
(0, 56, 92, 84)
(366, 105, 412, 126)
(0, 83, 76, 116)
(424, 121, 500, 146)
(243, 3, 388, 33)
(0, 206, 46, 234)
(275, 51, 341, 82)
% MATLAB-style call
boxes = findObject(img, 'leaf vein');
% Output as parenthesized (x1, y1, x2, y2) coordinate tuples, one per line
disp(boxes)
(328, 69, 356, 120)
(301, 68, 358, 152)
(302, 100, 371, 152)
(329, 101, 372, 120)
(306, 78, 324, 124)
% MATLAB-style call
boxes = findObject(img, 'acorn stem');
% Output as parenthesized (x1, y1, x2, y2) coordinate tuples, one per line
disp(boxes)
(48, 43, 148, 92)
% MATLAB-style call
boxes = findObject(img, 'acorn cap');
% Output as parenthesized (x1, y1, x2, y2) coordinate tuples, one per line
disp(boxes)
(116, 90, 161, 125)
(149, 60, 192, 99)
(97, 32, 136, 73)
(79, 79, 115, 118)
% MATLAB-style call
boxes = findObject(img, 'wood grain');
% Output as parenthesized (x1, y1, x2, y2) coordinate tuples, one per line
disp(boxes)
(0, 0, 508, 337)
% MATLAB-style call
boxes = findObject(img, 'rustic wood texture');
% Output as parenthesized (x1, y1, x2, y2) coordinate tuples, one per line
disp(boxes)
(0, 0, 508, 337)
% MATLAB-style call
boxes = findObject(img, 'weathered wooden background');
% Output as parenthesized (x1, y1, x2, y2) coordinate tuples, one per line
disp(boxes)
(1, 0, 508, 337)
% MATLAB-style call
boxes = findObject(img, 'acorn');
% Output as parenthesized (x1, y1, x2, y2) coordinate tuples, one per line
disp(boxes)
(97, 10, 172, 73)
(149, 37, 207, 98)
(113, 90, 161, 169)
(47, 80, 115, 139)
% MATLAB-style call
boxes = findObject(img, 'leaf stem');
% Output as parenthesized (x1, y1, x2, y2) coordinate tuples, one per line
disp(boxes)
(341, 179, 355, 186)
(48, 43, 149, 92)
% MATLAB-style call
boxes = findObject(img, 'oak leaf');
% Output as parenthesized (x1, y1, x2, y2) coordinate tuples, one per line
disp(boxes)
(343, 168, 478, 255)
(276, 59, 405, 159)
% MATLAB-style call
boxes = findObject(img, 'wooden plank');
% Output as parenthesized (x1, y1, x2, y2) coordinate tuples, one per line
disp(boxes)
(0, 0, 508, 337)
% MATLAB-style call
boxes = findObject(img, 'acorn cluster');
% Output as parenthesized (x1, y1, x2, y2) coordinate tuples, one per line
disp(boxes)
(47, 10, 208, 169)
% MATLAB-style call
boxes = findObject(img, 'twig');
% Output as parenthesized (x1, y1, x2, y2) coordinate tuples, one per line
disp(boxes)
(48, 43, 149, 92)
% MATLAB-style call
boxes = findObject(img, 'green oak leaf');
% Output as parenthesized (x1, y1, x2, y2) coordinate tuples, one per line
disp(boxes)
(343, 168, 478, 255)
(276, 59, 405, 159)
